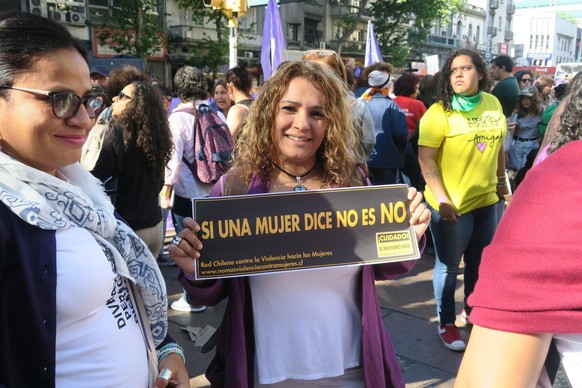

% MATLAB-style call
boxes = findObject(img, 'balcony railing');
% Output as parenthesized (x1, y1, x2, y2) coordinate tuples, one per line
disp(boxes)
(169, 25, 208, 41)
(490, 0, 499, 9)
(506, 4, 515, 14)
(505, 31, 514, 41)
(427, 34, 457, 48)
(487, 26, 497, 37)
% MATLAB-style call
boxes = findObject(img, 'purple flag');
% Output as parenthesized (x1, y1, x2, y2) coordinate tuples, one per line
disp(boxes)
(260, 0, 286, 81)
(365, 20, 383, 67)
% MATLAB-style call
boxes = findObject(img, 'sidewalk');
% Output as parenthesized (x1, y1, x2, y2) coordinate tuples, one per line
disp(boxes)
(161, 232, 469, 387)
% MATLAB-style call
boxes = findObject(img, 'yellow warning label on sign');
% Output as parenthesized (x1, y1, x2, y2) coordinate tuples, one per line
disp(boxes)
(376, 231, 414, 258)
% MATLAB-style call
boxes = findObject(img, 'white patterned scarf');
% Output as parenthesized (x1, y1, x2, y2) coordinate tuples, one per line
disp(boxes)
(0, 151, 167, 346)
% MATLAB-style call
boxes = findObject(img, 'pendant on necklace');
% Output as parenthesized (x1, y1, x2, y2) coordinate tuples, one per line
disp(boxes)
(294, 176, 307, 192)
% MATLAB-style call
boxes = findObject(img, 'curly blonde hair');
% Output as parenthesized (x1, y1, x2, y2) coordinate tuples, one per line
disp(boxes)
(232, 61, 366, 188)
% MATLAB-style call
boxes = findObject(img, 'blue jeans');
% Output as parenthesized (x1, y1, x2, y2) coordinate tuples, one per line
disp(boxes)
(429, 202, 498, 325)
(509, 139, 538, 171)
(172, 212, 186, 234)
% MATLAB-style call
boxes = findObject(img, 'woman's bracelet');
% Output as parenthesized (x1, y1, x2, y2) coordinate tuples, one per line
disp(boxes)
(184, 272, 197, 281)
(157, 342, 186, 365)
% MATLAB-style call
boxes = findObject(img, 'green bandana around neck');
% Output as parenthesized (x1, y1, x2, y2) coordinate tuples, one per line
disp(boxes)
(452, 91, 482, 112)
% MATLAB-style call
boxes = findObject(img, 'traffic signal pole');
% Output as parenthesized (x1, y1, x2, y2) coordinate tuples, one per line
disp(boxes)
(229, 23, 238, 69)
(203, 0, 247, 70)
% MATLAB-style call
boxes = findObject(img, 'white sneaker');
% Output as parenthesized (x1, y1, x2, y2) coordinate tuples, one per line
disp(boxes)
(171, 294, 206, 313)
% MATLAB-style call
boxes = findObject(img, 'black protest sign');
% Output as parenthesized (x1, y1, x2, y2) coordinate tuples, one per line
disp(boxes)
(193, 184, 420, 279)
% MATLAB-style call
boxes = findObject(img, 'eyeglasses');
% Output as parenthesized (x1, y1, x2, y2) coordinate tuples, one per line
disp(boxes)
(520, 78, 532, 83)
(118, 91, 133, 101)
(0, 84, 104, 120)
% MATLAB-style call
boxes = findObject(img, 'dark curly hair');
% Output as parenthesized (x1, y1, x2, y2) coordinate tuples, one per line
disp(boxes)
(549, 74, 582, 154)
(173, 65, 207, 102)
(438, 49, 490, 112)
(393, 73, 420, 97)
(106, 65, 149, 106)
(226, 61, 252, 94)
(114, 82, 172, 181)
(514, 69, 534, 85)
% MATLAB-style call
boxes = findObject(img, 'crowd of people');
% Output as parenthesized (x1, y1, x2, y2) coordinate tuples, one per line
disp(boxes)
(1, 9, 580, 388)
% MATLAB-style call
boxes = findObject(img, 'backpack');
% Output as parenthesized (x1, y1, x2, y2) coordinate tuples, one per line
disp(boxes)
(173, 103, 233, 184)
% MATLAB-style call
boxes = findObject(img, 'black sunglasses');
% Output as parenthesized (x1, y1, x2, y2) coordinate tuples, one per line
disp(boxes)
(521, 78, 532, 83)
(0, 84, 104, 120)
(118, 91, 133, 101)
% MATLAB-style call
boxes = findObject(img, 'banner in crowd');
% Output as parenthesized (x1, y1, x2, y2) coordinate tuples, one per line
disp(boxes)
(192, 185, 420, 279)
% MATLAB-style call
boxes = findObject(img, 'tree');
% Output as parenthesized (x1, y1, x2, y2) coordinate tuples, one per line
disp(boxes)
(371, 0, 464, 66)
(327, 0, 463, 66)
(327, 0, 370, 55)
(171, 0, 230, 77)
(96, 0, 164, 68)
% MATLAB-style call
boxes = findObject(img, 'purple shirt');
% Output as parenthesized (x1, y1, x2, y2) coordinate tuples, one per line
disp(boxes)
(179, 173, 422, 387)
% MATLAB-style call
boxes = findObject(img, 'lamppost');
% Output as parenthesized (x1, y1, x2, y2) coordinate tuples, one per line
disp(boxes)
(203, 0, 248, 69)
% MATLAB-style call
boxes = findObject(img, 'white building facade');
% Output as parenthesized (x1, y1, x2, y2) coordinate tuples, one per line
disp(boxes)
(512, 9, 578, 66)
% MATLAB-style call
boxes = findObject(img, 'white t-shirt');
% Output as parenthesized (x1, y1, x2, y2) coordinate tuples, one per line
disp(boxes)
(554, 334, 582, 386)
(250, 266, 362, 385)
(55, 227, 148, 387)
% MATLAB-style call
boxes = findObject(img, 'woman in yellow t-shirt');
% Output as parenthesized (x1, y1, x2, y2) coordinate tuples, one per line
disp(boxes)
(418, 49, 508, 352)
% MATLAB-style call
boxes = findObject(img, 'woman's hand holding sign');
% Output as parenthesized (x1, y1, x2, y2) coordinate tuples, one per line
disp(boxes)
(407, 187, 431, 241)
(168, 218, 203, 280)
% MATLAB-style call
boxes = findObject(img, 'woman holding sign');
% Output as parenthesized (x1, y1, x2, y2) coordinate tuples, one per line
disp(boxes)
(169, 61, 431, 388)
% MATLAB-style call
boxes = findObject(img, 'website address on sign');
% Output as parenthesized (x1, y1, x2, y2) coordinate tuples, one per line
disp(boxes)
(199, 260, 305, 276)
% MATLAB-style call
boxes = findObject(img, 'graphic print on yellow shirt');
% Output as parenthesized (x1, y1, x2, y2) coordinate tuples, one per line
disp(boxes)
(418, 92, 506, 214)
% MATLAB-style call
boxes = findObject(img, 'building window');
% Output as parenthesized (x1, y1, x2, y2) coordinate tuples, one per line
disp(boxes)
(288, 23, 300, 42)
(88, 0, 110, 24)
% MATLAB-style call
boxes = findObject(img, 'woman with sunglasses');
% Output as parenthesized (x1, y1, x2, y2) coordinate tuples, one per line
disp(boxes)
(0, 12, 188, 387)
(91, 82, 173, 262)
(81, 65, 149, 172)
(514, 69, 534, 91)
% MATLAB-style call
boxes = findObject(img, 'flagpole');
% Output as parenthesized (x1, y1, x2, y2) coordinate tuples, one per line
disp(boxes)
(230, 25, 238, 69)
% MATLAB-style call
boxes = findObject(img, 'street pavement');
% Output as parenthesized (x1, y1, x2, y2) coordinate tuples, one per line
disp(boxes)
(161, 232, 469, 388)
